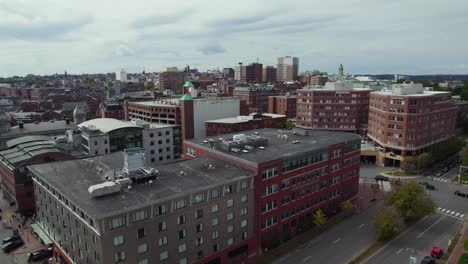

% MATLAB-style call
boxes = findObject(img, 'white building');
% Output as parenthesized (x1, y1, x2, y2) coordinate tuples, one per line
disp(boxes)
(115, 69, 128, 82)
(277, 56, 299, 82)
(76, 118, 181, 165)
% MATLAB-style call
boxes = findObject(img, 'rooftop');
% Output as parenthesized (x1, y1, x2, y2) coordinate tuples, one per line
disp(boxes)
(6, 135, 51, 149)
(28, 153, 255, 219)
(78, 118, 140, 133)
(0, 138, 65, 168)
(186, 128, 360, 164)
(206, 114, 286, 124)
(0, 120, 76, 138)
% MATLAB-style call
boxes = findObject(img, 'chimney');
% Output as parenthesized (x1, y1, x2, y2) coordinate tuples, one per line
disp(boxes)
(65, 118, 70, 125)
(18, 121, 24, 129)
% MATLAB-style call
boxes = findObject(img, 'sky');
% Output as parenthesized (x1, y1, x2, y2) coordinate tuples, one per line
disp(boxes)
(0, 0, 468, 77)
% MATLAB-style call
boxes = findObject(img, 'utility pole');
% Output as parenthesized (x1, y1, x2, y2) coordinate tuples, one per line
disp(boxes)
(459, 165, 468, 183)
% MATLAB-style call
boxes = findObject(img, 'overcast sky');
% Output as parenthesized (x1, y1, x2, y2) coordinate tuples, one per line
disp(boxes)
(0, 0, 467, 77)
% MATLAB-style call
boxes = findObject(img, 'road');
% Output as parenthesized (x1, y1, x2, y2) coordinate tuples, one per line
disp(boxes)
(362, 168, 468, 264)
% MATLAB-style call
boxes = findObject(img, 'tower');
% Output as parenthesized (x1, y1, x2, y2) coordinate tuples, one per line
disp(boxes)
(338, 64, 344, 78)
(180, 94, 194, 141)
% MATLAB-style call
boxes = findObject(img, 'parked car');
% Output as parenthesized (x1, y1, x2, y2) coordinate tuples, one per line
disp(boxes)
(441, 167, 449, 173)
(28, 248, 53, 262)
(420, 256, 435, 264)
(454, 191, 468, 198)
(375, 175, 389, 181)
(418, 182, 435, 190)
(435, 171, 443, 177)
(431, 246, 443, 259)
(2, 234, 20, 244)
(2, 239, 23, 253)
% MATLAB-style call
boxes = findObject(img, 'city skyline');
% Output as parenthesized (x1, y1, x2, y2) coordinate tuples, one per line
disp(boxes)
(1, 0, 468, 77)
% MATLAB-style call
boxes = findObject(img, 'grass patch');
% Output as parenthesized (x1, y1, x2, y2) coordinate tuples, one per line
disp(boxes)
(464, 239, 468, 251)
(440, 222, 463, 264)
(458, 253, 468, 264)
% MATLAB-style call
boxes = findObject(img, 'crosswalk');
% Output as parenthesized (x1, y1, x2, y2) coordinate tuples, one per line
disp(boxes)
(426, 177, 449, 183)
(436, 207, 465, 220)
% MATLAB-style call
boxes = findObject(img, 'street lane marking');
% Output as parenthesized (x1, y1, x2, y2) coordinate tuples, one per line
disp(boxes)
(435, 210, 464, 220)
(332, 238, 341, 244)
(437, 207, 442, 210)
(416, 215, 446, 239)
(396, 248, 403, 254)
(456, 213, 460, 217)
(447, 210, 452, 214)
(302, 256, 312, 262)
(441, 209, 446, 212)
(461, 214, 465, 218)
(451, 211, 456, 215)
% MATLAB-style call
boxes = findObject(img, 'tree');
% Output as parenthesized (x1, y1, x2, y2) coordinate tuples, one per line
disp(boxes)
(385, 181, 435, 222)
(462, 147, 468, 166)
(284, 120, 294, 129)
(372, 206, 404, 241)
(342, 200, 354, 215)
(313, 209, 327, 227)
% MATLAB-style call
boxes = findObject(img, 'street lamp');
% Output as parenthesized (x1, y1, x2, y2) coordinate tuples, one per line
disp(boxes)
(417, 153, 429, 175)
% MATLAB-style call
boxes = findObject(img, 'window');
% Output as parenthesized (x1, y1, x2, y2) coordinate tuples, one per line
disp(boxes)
(137, 228, 146, 239)
(197, 250, 204, 259)
(213, 243, 220, 252)
(196, 236, 204, 246)
(175, 198, 187, 210)
(137, 243, 147, 254)
(195, 209, 203, 219)
(241, 207, 247, 215)
(158, 204, 169, 215)
(178, 229, 186, 239)
(241, 219, 247, 228)
(159, 236, 168, 246)
(159, 221, 167, 231)
(113, 235, 124, 246)
(115, 251, 126, 262)
(177, 215, 186, 225)
(133, 210, 148, 222)
(194, 194, 205, 204)
(242, 231, 247, 240)
(227, 237, 234, 246)
(227, 212, 234, 221)
(241, 195, 248, 203)
(196, 223, 203, 232)
(212, 218, 219, 227)
(227, 225, 233, 233)
(179, 258, 187, 264)
(240, 180, 248, 189)
(212, 231, 219, 239)
(138, 259, 148, 264)
(150, 133, 154, 138)
(150, 141, 155, 146)
(261, 216, 278, 229)
(225, 185, 233, 194)
(227, 199, 234, 208)
(262, 167, 279, 180)
(159, 251, 168, 261)
(178, 243, 187, 253)
(110, 216, 126, 230)
(211, 189, 220, 199)
(211, 204, 219, 213)
(262, 184, 278, 197)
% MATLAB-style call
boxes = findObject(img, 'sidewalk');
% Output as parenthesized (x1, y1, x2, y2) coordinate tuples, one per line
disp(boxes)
(448, 220, 467, 264)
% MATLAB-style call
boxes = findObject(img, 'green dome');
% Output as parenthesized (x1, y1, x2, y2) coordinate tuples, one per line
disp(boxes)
(180, 94, 193, 101)
(183, 81, 195, 88)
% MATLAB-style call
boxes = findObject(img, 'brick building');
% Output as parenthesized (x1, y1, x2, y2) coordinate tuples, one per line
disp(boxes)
(0, 136, 72, 214)
(100, 101, 126, 120)
(296, 82, 371, 134)
(158, 67, 186, 93)
(205, 114, 286, 136)
(29, 152, 256, 264)
(184, 128, 361, 250)
(262, 66, 277, 83)
(268, 95, 297, 118)
(246, 63, 263, 83)
(233, 86, 282, 113)
(367, 83, 457, 167)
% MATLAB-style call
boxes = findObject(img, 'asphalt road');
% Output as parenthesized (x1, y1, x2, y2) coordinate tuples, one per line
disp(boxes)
(274, 205, 378, 264)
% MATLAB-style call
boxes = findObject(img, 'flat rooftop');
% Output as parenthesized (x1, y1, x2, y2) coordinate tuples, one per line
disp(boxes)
(186, 128, 360, 164)
(28, 153, 255, 219)
(206, 114, 285, 124)
(0, 120, 76, 138)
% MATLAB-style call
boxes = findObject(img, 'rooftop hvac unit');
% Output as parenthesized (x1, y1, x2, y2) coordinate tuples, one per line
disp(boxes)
(88, 182, 121, 198)
(233, 134, 247, 143)
(124, 148, 146, 174)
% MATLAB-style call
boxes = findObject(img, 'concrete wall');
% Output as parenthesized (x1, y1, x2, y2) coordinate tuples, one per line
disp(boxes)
(193, 98, 240, 139)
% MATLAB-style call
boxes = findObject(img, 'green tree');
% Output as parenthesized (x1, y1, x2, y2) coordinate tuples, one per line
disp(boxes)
(386, 181, 435, 222)
(342, 200, 354, 215)
(284, 120, 295, 129)
(313, 209, 327, 227)
(462, 147, 468, 166)
(145, 81, 155, 91)
(372, 206, 404, 241)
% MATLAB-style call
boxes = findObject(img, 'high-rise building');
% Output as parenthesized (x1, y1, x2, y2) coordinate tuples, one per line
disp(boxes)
(185, 128, 361, 250)
(338, 64, 344, 78)
(276, 56, 299, 82)
(158, 67, 186, 93)
(296, 82, 371, 133)
(262, 66, 277, 83)
(234, 63, 246, 82)
(367, 83, 457, 167)
(30, 152, 256, 264)
(245, 63, 263, 83)
(223, 68, 235, 79)
(115, 69, 128, 82)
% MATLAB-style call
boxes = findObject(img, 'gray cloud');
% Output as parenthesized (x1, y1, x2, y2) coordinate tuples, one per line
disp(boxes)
(199, 43, 226, 55)
(131, 8, 195, 28)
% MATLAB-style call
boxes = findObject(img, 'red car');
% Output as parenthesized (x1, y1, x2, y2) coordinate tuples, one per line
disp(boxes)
(431, 246, 443, 259)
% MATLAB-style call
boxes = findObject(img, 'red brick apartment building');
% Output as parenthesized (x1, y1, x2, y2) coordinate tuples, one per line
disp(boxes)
(205, 113, 286, 136)
(233, 86, 282, 113)
(184, 128, 361, 250)
(296, 82, 371, 134)
(367, 83, 458, 166)
(268, 95, 297, 118)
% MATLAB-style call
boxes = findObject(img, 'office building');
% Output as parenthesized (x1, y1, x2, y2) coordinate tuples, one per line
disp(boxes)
(367, 83, 457, 167)
(233, 86, 281, 113)
(277, 56, 299, 82)
(234, 64, 246, 82)
(262, 66, 277, 83)
(185, 128, 361, 250)
(296, 82, 371, 133)
(29, 151, 256, 264)
(245, 63, 263, 83)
